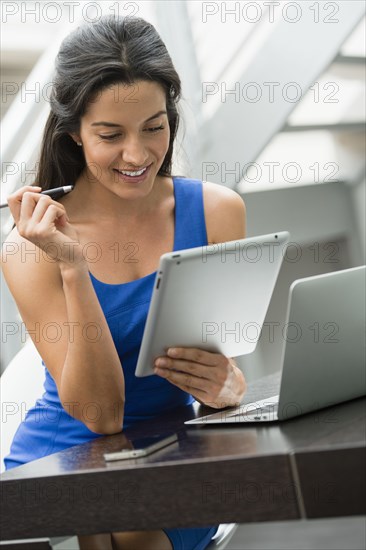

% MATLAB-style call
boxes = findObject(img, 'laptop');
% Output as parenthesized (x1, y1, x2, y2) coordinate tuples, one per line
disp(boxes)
(135, 232, 290, 377)
(185, 265, 366, 424)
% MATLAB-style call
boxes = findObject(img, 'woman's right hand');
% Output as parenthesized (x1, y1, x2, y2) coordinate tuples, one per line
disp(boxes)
(7, 186, 85, 267)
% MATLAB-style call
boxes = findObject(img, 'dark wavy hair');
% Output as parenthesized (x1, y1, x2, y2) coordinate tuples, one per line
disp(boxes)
(34, 15, 182, 190)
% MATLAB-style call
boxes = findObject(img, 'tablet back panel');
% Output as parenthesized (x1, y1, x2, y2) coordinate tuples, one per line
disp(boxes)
(135, 232, 290, 377)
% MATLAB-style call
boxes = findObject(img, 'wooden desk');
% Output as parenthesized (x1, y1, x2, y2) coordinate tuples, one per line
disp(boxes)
(1, 373, 365, 540)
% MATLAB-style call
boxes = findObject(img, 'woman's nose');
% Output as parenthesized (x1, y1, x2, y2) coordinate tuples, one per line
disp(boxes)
(120, 137, 148, 167)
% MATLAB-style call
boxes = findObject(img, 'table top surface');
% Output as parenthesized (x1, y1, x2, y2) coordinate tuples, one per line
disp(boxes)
(2, 372, 365, 481)
(1, 372, 365, 541)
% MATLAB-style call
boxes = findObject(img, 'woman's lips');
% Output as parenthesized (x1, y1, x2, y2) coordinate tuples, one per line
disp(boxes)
(113, 164, 152, 183)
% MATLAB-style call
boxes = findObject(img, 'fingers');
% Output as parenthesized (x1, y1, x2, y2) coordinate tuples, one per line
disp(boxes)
(13, 190, 68, 240)
(31, 195, 68, 226)
(30, 205, 68, 245)
(7, 186, 68, 227)
(153, 351, 219, 400)
(153, 347, 246, 408)
(165, 347, 221, 366)
(22, 193, 51, 224)
(154, 364, 210, 392)
(6, 186, 42, 225)
(155, 357, 211, 380)
(6, 186, 83, 266)
(153, 347, 230, 388)
(154, 365, 230, 408)
(153, 348, 213, 398)
(155, 365, 211, 403)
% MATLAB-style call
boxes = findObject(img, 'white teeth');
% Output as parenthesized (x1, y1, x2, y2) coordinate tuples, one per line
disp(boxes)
(118, 167, 147, 177)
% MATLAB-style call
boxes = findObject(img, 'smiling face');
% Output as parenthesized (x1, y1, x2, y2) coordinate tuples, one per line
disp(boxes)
(71, 80, 171, 201)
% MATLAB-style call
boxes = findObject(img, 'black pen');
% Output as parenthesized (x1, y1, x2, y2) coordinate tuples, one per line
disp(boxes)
(0, 185, 74, 209)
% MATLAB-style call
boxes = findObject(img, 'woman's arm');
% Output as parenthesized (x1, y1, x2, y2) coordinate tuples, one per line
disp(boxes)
(1, 188, 124, 434)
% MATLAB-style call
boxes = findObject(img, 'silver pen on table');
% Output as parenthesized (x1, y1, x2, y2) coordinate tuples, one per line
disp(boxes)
(0, 185, 74, 209)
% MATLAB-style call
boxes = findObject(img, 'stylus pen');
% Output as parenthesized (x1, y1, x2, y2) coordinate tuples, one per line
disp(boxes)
(0, 185, 74, 209)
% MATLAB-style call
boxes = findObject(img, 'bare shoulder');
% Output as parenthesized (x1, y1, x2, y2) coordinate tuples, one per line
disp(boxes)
(202, 180, 246, 244)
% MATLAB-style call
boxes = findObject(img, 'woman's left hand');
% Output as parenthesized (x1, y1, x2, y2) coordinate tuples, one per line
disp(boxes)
(154, 347, 247, 409)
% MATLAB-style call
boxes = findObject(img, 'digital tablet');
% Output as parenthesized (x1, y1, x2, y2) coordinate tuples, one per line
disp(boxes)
(135, 231, 290, 377)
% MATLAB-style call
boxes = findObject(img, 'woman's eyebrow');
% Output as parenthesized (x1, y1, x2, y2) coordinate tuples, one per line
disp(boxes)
(91, 110, 167, 127)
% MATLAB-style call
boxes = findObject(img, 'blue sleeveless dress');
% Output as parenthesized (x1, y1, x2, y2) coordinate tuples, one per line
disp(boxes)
(4, 176, 219, 549)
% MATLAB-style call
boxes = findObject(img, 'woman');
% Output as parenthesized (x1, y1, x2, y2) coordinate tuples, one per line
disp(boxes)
(1, 15, 247, 550)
